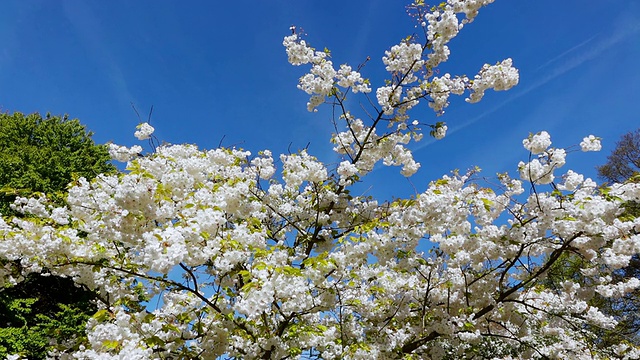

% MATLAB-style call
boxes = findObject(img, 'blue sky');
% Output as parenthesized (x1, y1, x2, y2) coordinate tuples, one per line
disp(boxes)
(1, 1, 639, 199)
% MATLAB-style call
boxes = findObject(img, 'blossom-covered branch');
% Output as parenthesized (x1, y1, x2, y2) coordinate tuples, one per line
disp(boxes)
(1, 1, 639, 359)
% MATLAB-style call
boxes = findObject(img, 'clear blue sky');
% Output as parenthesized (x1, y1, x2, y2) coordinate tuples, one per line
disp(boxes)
(1, 1, 639, 199)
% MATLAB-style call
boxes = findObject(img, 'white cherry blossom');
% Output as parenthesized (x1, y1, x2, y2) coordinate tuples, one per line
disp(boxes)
(581, 134, 603, 152)
(134, 122, 155, 140)
(1, 1, 639, 359)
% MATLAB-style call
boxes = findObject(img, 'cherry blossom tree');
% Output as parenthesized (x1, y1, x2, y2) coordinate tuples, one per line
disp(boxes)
(1, 1, 640, 359)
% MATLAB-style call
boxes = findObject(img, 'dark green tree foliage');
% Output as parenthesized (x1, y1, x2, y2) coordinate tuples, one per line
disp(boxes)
(0, 276, 99, 358)
(0, 112, 116, 359)
(544, 252, 640, 348)
(0, 112, 115, 215)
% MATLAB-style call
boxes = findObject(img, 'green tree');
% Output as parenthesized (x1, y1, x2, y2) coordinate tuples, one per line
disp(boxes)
(0, 112, 116, 359)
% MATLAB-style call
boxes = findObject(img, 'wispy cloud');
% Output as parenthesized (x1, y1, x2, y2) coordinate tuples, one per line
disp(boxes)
(413, 15, 640, 152)
(534, 35, 597, 72)
(62, 2, 136, 107)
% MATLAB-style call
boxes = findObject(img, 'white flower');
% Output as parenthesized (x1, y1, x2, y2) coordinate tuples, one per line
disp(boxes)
(376, 86, 402, 115)
(518, 159, 554, 184)
(337, 161, 358, 178)
(550, 148, 566, 168)
(382, 43, 424, 75)
(336, 64, 371, 93)
(433, 124, 447, 140)
(283, 34, 315, 65)
(580, 135, 602, 152)
(108, 143, 143, 162)
(466, 58, 519, 103)
(134, 122, 155, 140)
(523, 131, 551, 154)
(558, 170, 584, 191)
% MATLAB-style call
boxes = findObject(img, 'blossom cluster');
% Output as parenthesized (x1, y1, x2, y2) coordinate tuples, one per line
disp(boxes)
(134, 122, 155, 140)
(428, 74, 467, 113)
(284, 0, 519, 161)
(466, 58, 519, 103)
(108, 143, 142, 162)
(422, 0, 497, 70)
(1, 1, 639, 359)
(518, 131, 567, 184)
(2, 127, 639, 359)
(283, 34, 371, 112)
(581, 134, 602, 152)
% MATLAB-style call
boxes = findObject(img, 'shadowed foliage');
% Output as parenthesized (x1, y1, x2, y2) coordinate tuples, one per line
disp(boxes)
(544, 129, 640, 349)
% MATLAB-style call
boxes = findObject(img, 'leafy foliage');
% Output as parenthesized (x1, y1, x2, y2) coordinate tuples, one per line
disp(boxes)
(0, 275, 97, 359)
(0, 112, 115, 359)
(0, 112, 115, 215)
